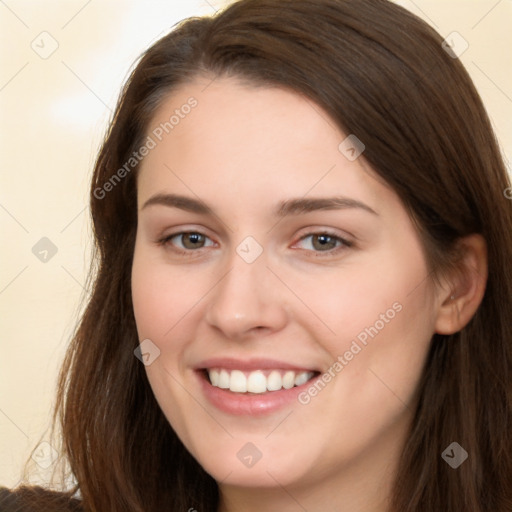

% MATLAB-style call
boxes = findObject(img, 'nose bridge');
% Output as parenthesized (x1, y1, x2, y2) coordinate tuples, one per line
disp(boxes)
(205, 240, 287, 338)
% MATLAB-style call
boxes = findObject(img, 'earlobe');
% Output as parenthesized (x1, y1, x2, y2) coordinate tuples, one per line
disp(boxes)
(434, 234, 488, 335)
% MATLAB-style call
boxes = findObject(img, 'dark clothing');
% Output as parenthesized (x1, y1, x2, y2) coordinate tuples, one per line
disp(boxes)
(0, 486, 83, 512)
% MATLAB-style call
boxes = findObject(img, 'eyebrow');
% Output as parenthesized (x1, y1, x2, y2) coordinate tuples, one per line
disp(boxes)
(141, 193, 378, 217)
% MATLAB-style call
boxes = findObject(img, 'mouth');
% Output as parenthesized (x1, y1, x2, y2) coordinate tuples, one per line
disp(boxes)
(195, 358, 322, 415)
(202, 368, 320, 394)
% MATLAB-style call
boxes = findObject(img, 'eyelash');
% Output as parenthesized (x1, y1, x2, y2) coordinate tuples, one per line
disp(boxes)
(157, 230, 353, 258)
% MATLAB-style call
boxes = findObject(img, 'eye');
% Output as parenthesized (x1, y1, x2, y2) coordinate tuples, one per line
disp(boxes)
(157, 230, 352, 257)
(159, 231, 215, 252)
(294, 231, 353, 255)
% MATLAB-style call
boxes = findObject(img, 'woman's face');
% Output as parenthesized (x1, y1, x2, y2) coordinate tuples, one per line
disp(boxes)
(131, 76, 440, 495)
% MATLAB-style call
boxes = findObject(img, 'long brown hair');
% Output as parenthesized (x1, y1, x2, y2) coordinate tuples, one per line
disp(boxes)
(16, 0, 512, 510)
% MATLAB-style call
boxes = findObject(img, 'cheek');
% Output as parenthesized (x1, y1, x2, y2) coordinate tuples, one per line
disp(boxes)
(131, 245, 199, 444)
(285, 269, 435, 469)
(131, 245, 204, 342)
(288, 255, 430, 352)
(294, 242, 435, 407)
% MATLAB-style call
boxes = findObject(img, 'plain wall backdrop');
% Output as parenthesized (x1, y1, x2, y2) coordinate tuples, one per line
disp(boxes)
(1, 0, 511, 488)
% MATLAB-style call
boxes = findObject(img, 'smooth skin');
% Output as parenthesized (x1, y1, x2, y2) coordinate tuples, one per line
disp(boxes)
(131, 76, 487, 512)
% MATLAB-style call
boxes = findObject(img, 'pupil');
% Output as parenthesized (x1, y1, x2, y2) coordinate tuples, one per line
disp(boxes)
(185, 233, 203, 247)
(314, 234, 335, 250)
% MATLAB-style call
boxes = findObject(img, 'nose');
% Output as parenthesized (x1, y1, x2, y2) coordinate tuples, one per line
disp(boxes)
(204, 247, 288, 340)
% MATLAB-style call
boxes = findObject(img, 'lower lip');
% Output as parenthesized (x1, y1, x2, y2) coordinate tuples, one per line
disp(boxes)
(197, 371, 319, 416)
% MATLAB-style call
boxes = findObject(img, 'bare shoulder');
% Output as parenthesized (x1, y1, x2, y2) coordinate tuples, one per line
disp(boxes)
(0, 486, 83, 511)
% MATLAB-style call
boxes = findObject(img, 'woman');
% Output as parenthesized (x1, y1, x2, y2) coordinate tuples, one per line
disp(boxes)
(2, 0, 511, 510)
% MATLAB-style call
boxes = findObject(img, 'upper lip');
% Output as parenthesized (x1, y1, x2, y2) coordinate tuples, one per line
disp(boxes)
(195, 357, 319, 372)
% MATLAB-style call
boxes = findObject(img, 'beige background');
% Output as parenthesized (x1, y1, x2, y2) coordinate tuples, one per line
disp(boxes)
(1, 0, 511, 487)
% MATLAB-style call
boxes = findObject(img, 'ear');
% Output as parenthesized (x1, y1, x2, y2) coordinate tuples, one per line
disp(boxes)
(434, 234, 488, 335)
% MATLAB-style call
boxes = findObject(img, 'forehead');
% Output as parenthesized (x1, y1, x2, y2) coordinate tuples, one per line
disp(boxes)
(144, 76, 341, 165)
(136, 76, 398, 219)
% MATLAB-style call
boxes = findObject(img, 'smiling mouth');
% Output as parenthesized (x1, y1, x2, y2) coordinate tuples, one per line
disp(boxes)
(203, 368, 320, 394)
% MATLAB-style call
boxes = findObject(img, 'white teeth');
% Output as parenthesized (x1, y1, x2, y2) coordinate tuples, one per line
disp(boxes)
(294, 371, 310, 387)
(246, 370, 267, 394)
(229, 370, 247, 392)
(267, 370, 282, 391)
(218, 369, 230, 389)
(282, 371, 295, 389)
(209, 369, 220, 387)
(207, 368, 315, 393)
